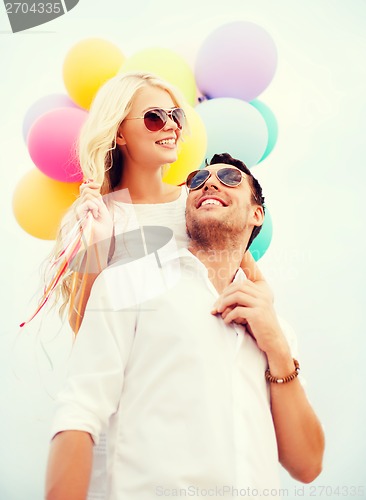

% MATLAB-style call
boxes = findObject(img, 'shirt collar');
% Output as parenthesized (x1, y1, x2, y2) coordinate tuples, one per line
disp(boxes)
(176, 248, 247, 287)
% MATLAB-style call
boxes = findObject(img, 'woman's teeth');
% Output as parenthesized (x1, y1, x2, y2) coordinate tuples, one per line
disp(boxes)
(156, 139, 175, 145)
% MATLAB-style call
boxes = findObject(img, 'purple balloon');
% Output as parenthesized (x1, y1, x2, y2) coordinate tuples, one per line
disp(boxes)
(22, 93, 80, 142)
(195, 21, 277, 102)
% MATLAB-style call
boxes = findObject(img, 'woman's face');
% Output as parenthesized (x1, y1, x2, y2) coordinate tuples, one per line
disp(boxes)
(117, 86, 183, 169)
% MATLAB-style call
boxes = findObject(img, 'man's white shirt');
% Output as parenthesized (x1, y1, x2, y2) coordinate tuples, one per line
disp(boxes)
(50, 248, 297, 499)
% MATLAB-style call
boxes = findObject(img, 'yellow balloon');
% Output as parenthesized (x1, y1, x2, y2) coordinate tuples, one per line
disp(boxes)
(13, 169, 80, 240)
(63, 38, 125, 110)
(163, 106, 207, 186)
(121, 48, 197, 106)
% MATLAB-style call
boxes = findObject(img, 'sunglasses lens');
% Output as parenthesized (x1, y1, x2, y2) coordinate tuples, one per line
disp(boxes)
(172, 108, 185, 130)
(217, 168, 242, 186)
(144, 109, 166, 131)
(186, 170, 210, 190)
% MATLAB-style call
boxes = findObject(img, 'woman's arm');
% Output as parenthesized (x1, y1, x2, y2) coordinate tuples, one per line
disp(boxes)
(240, 250, 274, 302)
(240, 250, 264, 281)
(69, 270, 105, 334)
(67, 181, 114, 334)
(45, 431, 94, 500)
(68, 233, 112, 333)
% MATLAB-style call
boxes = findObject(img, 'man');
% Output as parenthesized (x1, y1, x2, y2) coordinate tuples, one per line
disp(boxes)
(46, 153, 324, 499)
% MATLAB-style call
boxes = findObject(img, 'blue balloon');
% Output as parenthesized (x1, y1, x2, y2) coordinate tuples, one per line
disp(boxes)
(250, 99, 278, 163)
(195, 97, 268, 168)
(249, 208, 273, 261)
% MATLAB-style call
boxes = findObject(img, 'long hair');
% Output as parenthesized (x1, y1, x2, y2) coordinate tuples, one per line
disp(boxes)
(49, 71, 187, 317)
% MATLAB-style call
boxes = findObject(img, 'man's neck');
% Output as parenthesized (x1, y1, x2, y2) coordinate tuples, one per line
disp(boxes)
(188, 242, 246, 293)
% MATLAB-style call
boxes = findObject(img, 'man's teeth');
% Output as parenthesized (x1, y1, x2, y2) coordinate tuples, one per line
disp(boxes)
(201, 199, 223, 207)
(157, 139, 175, 145)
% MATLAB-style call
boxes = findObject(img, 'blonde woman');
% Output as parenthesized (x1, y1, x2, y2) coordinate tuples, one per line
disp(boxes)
(54, 71, 267, 333)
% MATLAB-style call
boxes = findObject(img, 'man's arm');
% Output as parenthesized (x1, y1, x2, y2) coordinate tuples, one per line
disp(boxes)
(46, 271, 136, 498)
(264, 346, 325, 482)
(212, 280, 325, 483)
(45, 431, 94, 500)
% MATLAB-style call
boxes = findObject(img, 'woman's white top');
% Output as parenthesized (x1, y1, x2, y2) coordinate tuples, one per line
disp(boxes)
(108, 187, 188, 267)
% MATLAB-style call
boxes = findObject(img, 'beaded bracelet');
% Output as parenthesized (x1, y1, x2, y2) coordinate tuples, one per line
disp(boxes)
(265, 359, 300, 384)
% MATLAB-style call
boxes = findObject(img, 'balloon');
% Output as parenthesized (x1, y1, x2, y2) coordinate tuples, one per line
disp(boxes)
(250, 100, 278, 162)
(249, 208, 273, 261)
(163, 106, 207, 185)
(195, 21, 277, 102)
(121, 48, 197, 106)
(195, 98, 268, 168)
(22, 93, 80, 142)
(12, 169, 80, 240)
(27, 107, 88, 183)
(63, 38, 125, 110)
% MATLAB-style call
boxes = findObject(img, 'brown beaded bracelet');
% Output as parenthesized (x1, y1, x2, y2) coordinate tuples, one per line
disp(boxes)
(265, 359, 300, 384)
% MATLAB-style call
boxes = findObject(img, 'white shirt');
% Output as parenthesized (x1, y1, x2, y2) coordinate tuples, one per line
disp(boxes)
(50, 248, 295, 499)
(108, 187, 189, 267)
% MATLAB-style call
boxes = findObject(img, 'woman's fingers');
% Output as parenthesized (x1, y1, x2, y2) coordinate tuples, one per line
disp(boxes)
(76, 200, 100, 220)
(79, 181, 102, 196)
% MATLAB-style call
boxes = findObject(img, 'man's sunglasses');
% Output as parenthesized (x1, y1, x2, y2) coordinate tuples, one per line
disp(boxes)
(186, 167, 245, 191)
(125, 107, 186, 132)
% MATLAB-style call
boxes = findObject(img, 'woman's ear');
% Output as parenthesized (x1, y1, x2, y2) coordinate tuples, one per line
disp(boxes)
(116, 131, 126, 146)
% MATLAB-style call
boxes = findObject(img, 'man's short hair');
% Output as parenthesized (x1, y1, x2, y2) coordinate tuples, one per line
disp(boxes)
(207, 153, 265, 250)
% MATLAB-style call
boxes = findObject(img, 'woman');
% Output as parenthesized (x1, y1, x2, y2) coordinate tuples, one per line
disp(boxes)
(52, 71, 267, 333)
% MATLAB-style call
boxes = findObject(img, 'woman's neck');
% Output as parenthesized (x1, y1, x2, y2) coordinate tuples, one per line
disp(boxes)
(114, 164, 178, 204)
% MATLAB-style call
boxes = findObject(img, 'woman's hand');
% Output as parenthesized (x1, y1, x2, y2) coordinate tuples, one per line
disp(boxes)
(74, 180, 114, 270)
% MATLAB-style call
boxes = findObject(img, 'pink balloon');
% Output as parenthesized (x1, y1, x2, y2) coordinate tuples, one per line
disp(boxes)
(27, 107, 88, 183)
(22, 93, 80, 142)
(195, 21, 277, 102)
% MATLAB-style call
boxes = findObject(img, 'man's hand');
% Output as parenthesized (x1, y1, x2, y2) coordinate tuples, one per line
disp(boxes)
(212, 280, 325, 482)
(211, 280, 289, 358)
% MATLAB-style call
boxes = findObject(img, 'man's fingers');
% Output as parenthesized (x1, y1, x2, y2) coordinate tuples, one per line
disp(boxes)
(214, 290, 257, 313)
(222, 306, 251, 325)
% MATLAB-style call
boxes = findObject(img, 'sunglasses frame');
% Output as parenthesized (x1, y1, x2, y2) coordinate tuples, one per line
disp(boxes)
(186, 167, 245, 191)
(125, 107, 185, 132)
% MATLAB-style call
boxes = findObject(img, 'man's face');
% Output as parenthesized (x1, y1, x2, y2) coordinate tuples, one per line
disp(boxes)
(185, 163, 263, 247)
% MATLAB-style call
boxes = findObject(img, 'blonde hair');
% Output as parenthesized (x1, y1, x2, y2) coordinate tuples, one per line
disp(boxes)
(49, 71, 188, 317)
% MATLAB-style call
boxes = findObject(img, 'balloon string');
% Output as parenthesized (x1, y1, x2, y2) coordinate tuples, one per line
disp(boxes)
(19, 214, 90, 328)
(70, 214, 103, 334)
(72, 214, 104, 334)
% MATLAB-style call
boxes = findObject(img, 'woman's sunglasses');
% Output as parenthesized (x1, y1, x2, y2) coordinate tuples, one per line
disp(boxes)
(186, 167, 244, 191)
(125, 107, 186, 132)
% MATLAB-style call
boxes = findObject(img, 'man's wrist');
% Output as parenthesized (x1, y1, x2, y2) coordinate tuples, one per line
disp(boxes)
(265, 338, 294, 376)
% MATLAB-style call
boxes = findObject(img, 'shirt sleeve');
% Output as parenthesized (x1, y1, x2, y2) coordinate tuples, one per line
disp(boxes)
(49, 272, 137, 446)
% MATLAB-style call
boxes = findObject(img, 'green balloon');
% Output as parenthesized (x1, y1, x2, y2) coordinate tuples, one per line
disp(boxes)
(249, 208, 273, 261)
(250, 100, 278, 163)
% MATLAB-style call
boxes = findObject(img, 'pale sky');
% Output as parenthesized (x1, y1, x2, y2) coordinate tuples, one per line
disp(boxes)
(1, 1, 365, 498)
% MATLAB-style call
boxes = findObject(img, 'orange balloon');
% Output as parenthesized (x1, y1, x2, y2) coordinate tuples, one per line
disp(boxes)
(12, 169, 80, 240)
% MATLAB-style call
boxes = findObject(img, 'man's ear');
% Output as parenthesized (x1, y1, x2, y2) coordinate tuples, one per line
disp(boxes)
(252, 205, 265, 227)
(116, 131, 126, 146)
